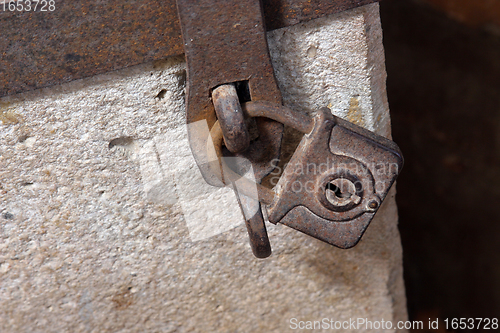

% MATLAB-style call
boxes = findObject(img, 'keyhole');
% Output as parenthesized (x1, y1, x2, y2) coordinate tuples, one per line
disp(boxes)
(325, 178, 361, 207)
(326, 182, 352, 199)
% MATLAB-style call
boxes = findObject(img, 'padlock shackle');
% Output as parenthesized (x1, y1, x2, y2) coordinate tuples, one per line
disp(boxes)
(208, 120, 276, 205)
(207, 101, 326, 205)
(207, 101, 323, 205)
(242, 101, 315, 135)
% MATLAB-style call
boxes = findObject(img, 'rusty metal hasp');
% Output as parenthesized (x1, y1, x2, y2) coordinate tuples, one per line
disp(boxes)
(176, 0, 402, 258)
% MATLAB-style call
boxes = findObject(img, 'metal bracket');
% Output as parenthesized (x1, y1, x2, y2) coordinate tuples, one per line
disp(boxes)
(176, 0, 284, 186)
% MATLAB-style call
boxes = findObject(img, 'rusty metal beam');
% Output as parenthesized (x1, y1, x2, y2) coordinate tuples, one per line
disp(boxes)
(0, 0, 378, 98)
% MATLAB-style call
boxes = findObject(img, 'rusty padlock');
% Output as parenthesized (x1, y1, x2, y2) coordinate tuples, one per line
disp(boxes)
(209, 101, 403, 249)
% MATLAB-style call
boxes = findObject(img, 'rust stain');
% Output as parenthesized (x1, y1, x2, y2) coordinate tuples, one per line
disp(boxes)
(347, 96, 365, 127)
(111, 287, 134, 310)
(0, 102, 23, 125)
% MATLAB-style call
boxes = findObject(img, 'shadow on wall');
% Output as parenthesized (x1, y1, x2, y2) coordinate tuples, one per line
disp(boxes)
(380, 0, 500, 326)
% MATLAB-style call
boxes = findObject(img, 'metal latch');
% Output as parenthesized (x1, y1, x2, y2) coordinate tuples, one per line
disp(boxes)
(176, 0, 403, 258)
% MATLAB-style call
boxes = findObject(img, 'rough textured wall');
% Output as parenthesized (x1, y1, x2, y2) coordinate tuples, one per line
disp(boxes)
(0, 3, 407, 332)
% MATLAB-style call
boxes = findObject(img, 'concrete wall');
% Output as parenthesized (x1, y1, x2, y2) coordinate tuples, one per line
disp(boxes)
(0, 3, 407, 332)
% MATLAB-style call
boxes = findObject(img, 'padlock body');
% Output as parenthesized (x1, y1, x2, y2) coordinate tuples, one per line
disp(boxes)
(267, 108, 403, 248)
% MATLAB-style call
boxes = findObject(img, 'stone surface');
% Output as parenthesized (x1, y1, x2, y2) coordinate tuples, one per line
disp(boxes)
(0, 3, 407, 332)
